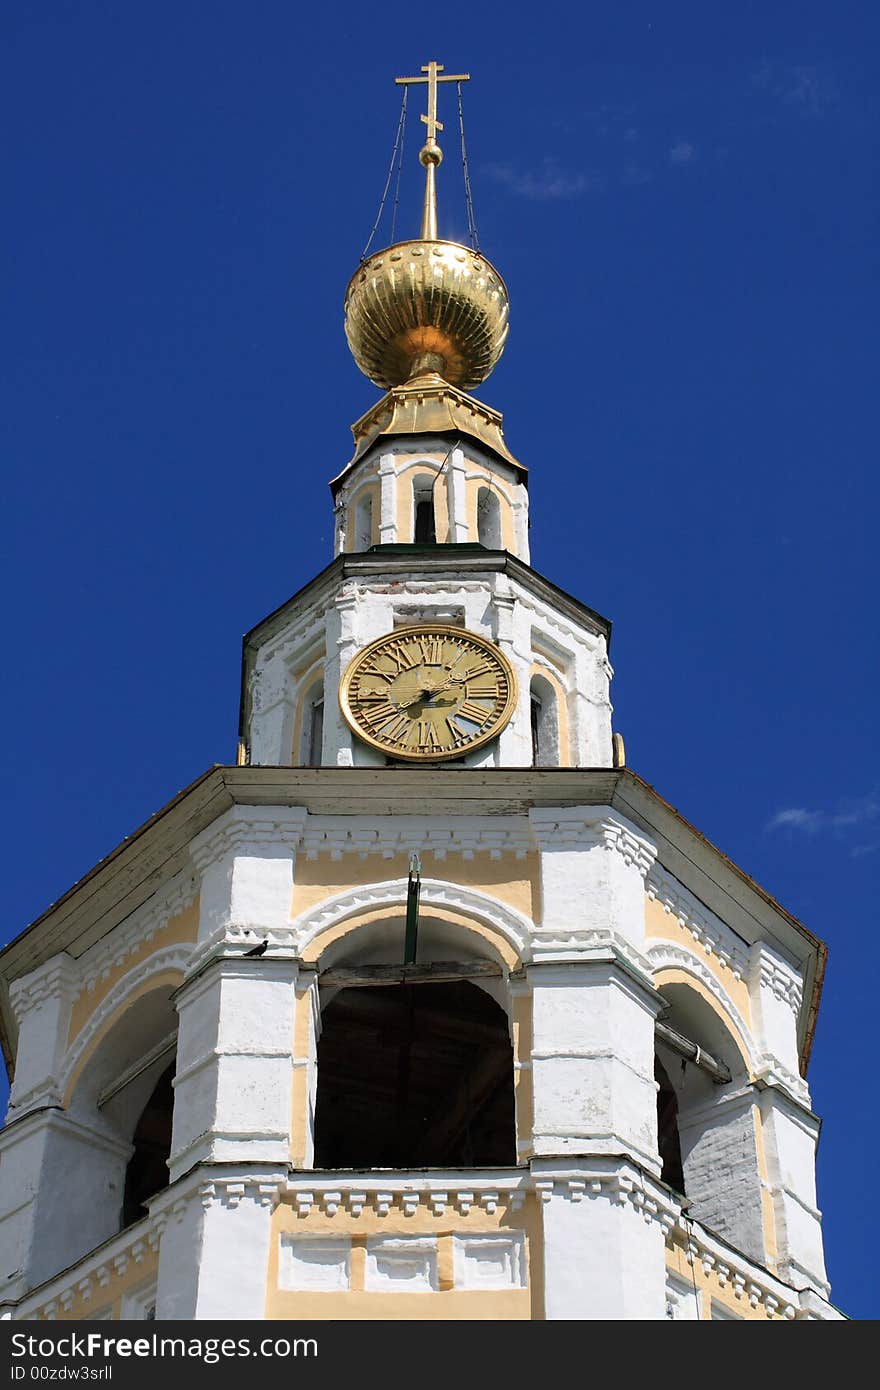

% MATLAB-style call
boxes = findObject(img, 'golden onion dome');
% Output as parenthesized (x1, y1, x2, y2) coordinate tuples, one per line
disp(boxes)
(345, 62, 510, 392)
(344, 239, 509, 391)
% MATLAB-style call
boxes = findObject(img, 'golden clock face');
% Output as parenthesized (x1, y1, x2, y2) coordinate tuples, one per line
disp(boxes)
(340, 625, 517, 762)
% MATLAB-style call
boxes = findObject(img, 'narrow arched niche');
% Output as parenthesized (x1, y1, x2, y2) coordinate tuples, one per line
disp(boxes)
(412, 474, 437, 544)
(530, 672, 560, 767)
(476, 486, 502, 548)
(314, 978, 516, 1169)
(353, 492, 373, 552)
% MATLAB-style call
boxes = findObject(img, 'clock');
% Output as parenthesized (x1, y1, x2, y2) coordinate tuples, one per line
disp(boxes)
(339, 624, 517, 762)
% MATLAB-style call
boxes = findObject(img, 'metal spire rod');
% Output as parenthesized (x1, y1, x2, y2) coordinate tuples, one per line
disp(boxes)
(395, 61, 470, 239)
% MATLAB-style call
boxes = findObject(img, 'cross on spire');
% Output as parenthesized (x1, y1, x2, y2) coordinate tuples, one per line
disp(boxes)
(395, 61, 470, 238)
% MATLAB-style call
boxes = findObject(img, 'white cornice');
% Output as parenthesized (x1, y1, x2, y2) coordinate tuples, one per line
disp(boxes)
(9, 954, 78, 1023)
(301, 814, 532, 862)
(749, 943, 804, 1015)
(529, 806, 657, 878)
(189, 805, 308, 871)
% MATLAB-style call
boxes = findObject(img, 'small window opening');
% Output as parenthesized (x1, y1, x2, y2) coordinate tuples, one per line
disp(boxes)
(307, 698, 324, 767)
(314, 979, 516, 1168)
(122, 1063, 174, 1229)
(413, 477, 437, 544)
(354, 494, 373, 552)
(477, 486, 502, 548)
(530, 674, 560, 767)
(655, 1056, 686, 1196)
(530, 695, 542, 765)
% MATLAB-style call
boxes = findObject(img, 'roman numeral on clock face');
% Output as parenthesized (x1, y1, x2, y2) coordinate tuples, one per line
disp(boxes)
(457, 699, 492, 726)
(361, 700, 398, 727)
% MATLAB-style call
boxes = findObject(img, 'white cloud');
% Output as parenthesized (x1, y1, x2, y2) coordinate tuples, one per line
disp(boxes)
(766, 793, 880, 839)
(669, 141, 695, 165)
(484, 159, 602, 200)
(766, 807, 823, 833)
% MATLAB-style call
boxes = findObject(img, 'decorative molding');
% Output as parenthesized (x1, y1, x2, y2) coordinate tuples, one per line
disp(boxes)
(60, 945, 193, 1100)
(528, 927, 653, 980)
(291, 878, 532, 963)
(284, 1172, 528, 1218)
(646, 864, 748, 980)
(189, 806, 307, 873)
(9, 955, 78, 1023)
(749, 945, 804, 1015)
(646, 939, 757, 1073)
(75, 871, 198, 997)
(198, 1177, 284, 1211)
(184, 924, 300, 978)
(301, 814, 532, 862)
(15, 1214, 162, 1322)
(528, 807, 657, 878)
(753, 1056, 811, 1107)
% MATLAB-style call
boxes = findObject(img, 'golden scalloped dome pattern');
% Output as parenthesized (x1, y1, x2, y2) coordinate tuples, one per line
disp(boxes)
(344, 240, 510, 391)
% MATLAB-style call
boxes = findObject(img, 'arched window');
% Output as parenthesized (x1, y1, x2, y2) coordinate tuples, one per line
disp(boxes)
(655, 987, 764, 1261)
(477, 486, 502, 548)
(314, 977, 516, 1168)
(413, 475, 437, 544)
(530, 673, 560, 767)
(354, 493, 373, 552)
(298, 679, 324, 766)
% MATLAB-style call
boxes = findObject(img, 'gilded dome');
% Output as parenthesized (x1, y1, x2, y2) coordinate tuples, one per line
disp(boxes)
(344, 239, 510, 391)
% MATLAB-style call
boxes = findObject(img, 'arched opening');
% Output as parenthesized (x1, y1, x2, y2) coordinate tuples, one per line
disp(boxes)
(314, 978, 516, 1168)
(476, 487, 502, 548)
(29, 985, 180, 1287)
(354, 493, 373, 552)
(655, 983, 764, 1260)
(530, 673, 560, 767)
(122, 1062, 175, 1228)
(298, 678, 324, 767)
(413, 475, 437, 544)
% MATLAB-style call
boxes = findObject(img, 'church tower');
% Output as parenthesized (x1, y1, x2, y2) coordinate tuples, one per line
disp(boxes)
(0, 64, 841, 1322)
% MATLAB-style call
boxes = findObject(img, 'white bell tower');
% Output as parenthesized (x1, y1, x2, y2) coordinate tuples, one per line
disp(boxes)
(0, 60, 841, 1324)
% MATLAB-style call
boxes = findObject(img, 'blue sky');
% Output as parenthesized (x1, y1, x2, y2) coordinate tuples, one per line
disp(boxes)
(2, 3, 877, 1318)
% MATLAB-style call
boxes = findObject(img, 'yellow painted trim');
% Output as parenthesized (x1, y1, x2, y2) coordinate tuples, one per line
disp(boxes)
(266, 1193, 542, 1320)
(513, 992, 534, 1152)
(299, 903, 520, 971)
(653, 967, 753, 1079)
(467, 473, 516, 551)
(290, 659, 325, 765)
(394, 459, 450, 543)
(292, 850, 537, 931)
(67, 904, 198, 1045)
(645, 896, 752, 1024)
(289, 980, 316, 1166)
(665, 1238, 784, 1320)
(35, 1246, 159, 1322)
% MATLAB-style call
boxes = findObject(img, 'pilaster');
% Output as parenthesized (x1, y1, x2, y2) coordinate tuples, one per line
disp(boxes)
(6, 954, 78, 1118)
(535, 1159, 672, 1319)
(153, 1166, 285, 1320)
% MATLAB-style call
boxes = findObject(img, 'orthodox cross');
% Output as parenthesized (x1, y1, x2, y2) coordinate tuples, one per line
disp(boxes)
(395, 61, 470, 240)
(395, 60, 470, 149)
